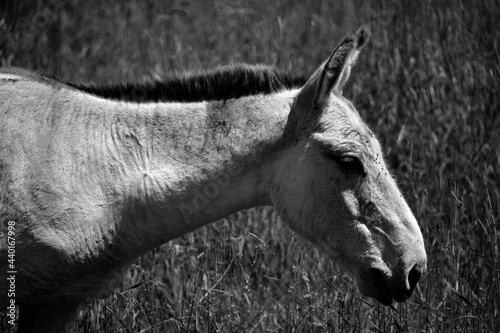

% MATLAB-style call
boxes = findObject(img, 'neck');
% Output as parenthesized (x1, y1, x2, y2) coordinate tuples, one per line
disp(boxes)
(97, 90, 297, 254)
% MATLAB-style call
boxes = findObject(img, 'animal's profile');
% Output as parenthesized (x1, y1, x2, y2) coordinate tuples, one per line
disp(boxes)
(0, 27, 427, 332)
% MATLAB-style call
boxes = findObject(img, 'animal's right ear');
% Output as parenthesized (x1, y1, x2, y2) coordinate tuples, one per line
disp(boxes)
(286, 26, 369, 133)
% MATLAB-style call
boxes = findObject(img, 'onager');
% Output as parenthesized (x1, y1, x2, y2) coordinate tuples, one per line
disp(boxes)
(0, 27, 427, 332)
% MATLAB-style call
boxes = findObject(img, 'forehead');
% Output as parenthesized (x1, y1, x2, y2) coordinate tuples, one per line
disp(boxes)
(318, 95, 380, 152)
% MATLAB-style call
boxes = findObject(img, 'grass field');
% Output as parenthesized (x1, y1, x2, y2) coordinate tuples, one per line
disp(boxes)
(1, 0, 499, 332)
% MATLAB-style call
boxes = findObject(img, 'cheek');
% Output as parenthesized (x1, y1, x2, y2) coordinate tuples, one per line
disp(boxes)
(341, 189, 360, 217)
(272, 166, 325, 236)
(282, 175, 319, 235)
(272, 154, 363, 240)
(270, 164, 310, 228)
(323, 222, 377, 267)
(292, 174, 355, 238)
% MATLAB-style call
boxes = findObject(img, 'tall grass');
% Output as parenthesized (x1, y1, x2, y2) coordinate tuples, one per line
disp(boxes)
(1, 0, 499, 331)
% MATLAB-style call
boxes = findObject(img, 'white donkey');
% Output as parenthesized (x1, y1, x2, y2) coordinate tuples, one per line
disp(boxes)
(0, 27, 426, 332)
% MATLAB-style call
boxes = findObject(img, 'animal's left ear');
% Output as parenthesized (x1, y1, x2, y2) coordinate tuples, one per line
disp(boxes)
(288, 26, 369, 131)
(329, 26, 369, 95)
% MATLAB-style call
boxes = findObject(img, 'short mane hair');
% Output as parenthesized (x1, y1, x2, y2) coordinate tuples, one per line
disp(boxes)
(67, 64, 306, 103)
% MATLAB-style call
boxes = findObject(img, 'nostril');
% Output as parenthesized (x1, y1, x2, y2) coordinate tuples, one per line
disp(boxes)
(408, 264, 423, 292)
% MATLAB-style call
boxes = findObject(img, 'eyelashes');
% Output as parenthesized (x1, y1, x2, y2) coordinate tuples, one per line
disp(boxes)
(323, 152, 366, 176)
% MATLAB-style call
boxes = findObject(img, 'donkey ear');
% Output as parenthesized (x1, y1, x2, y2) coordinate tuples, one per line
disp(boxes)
(331, 26, 369, 94)
(290, 26, 369, 125)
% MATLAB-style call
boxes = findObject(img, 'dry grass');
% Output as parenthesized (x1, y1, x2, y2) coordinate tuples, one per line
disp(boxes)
(1, 0, 499, 331)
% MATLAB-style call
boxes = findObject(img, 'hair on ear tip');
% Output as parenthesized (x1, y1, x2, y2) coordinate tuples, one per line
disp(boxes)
(355, 26, 370, 49)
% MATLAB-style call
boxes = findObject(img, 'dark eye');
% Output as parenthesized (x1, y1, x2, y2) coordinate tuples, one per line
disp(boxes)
(324, 153, 365, 175)
(336, 156, 365, 174)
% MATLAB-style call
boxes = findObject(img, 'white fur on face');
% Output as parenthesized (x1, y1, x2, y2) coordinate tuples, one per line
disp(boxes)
(271, 91, 426, 304)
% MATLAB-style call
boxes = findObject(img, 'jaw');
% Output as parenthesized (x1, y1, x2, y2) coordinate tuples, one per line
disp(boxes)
(316, 237, 409, 306)
(316, 238, 393, 305)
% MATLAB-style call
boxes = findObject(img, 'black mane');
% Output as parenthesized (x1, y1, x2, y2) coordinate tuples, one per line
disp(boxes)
(67, 64, 306, 103)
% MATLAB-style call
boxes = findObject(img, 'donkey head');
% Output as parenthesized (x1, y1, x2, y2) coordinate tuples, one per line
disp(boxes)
(271, 27, 427, 305)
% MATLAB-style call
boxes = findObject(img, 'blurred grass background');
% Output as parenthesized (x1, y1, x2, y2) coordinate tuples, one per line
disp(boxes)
(1, 0, 499, 332)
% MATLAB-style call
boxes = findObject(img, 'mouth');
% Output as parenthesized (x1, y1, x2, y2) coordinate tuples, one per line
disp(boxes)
(358, 267, 396, 306)
(370, 268, 394, 305)
(359, 265, 423, 306)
